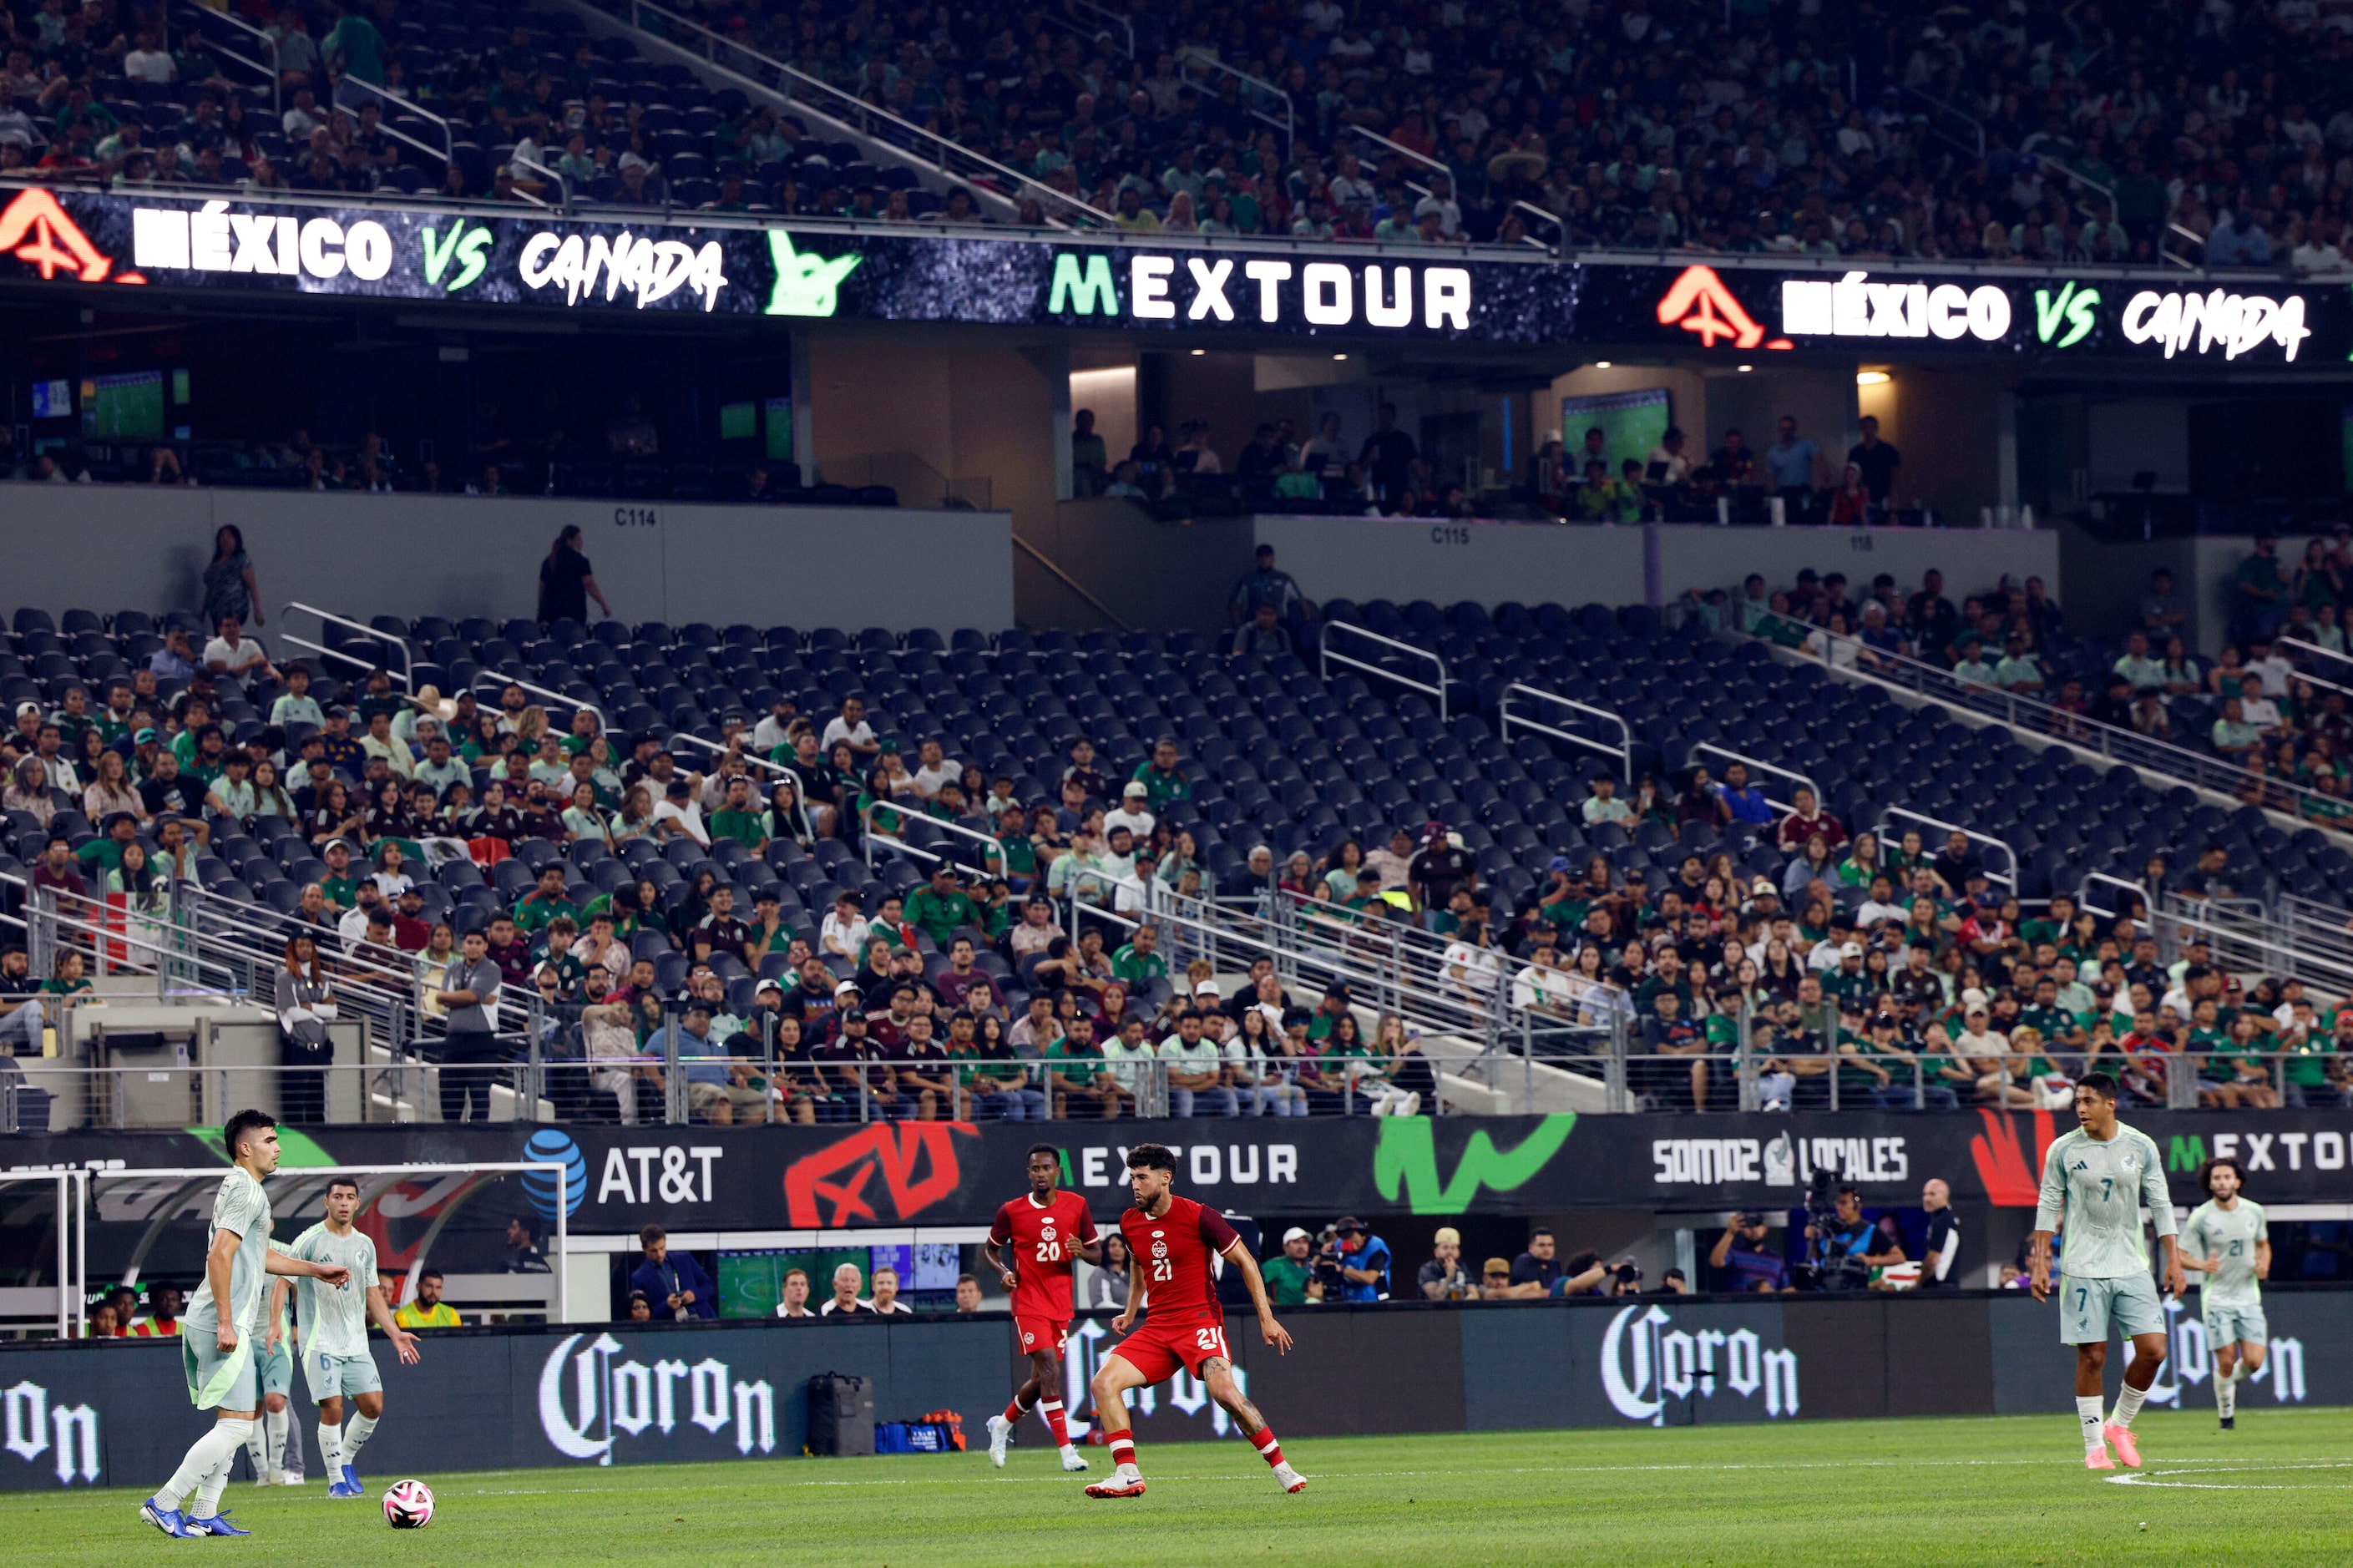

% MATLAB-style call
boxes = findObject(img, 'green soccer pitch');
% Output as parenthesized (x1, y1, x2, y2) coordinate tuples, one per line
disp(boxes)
(31, 1410, 2353, 1565)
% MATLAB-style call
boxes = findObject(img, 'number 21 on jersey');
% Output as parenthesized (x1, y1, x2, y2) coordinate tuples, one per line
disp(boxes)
(1151, 1257, 1174, 1282)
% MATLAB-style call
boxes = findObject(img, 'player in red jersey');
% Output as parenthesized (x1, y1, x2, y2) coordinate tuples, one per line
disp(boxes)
(1084, 1142, 1302, 1500)
(980, 1143, 1101, 1472)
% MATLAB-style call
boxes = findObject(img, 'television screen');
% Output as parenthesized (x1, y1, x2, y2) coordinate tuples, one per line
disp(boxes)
(88, 371, 165, 438)
(29, 378, 69, 419)
(718, 401, 756, 441)
(1560, 387, 1671, 478)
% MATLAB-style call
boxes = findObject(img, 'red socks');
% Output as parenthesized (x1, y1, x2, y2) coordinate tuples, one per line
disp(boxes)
(1106, 1428, 1136, 1469)
(1003, 1396, 1030, 1424)
(1250, 1427, 1284, 1468)
(1038, 1399, 1070, 1448)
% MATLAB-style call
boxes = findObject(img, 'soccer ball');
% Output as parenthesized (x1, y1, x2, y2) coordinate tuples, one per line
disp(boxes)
(382, 1479, 434, 1529)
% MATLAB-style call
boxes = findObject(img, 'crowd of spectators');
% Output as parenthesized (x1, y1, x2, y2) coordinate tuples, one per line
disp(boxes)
(1723, 541, 2353, 824)
(10, 0, 2353, 264)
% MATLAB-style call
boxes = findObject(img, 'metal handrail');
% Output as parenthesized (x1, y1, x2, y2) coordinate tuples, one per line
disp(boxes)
(1174, 47, 1294, 155)
(0, 1172, 88, 1338)
(1320, 620, 1449, 721)
(1343, 124, 1557, 250)
(859, 799, 1006, 875)
(1693, 742, 1818, 817)
(1048, 0, 1135, 57)
(512, 152, 570, 212)
(170, 0, 281, 117)
(4, 878, 247, 998)
(331, 74, 453, 168)
(1012, 534, 1131, 631)
(470, 672, 609, 734)
(281, 602, 414, 690)
(1875, 806, 2017, 893)
(665, 731, 791, 778)
(1499, 683, 1631, 782)
(1741, 617, 2351, 835)
(585, 0, 1116, 229)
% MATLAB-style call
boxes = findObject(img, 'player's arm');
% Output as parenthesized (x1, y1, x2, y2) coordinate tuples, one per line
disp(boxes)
(204, 1225, 242, 1351)
(2028, 1141, 2067, 1302)
(1111, 1250, 1146, 1334)
(2178, 1216, 2216, 1272)
(363, 1286, 423, 1364)
(264, 1247, 352, 1287)
(2143, 1144, 2185, 1297)
(980, 1227, 1016, 1293)
(2255, 1237, 2271, 1280)
(1218, 1237, 1294, 1355)
(264, 1276, 291, 1352)
(1075, 1211, 1102, 1265)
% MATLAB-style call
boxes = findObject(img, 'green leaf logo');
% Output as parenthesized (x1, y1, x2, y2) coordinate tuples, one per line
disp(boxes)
(764, 230, 861, 316)
(1373, 1114, 1577, 1214)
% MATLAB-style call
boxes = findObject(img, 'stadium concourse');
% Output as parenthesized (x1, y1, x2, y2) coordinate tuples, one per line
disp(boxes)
(2, 551, 2350, 1130)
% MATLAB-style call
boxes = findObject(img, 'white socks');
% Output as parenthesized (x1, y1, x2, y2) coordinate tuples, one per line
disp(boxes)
(342, 1413, 377, 1470)
(266, 1409, 288, 1476)
(2076, 1395, 2106, 1454)
(2216, 1373, 2237, 1419)
(159, 1418, 253, 1513)
(2111, 1383, 2148, 1430)
(318, 1419, 343, 1475)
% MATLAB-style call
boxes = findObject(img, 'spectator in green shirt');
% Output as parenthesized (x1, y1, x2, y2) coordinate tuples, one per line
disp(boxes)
(1110, 923, 1168, 988)
(708, 776, 770, 851)
(903, 864, 979, 947)
(514, 865, 581, 933)
(1259, 1228, 1319, 1307)
(2232, 535, 2287, 644)
(1131, 739, 1190, 808)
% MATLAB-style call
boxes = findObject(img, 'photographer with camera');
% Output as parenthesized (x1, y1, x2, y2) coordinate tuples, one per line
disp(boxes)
(1805, 1179, 1901, 1290)
(1314, 1216, 1391, 1302)
(1709, 1212, 1793, 1292)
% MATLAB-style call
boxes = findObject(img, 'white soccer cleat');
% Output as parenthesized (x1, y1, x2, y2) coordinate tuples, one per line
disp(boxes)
(277, 1469, 305, 1485)
(1273, 1460, 1307, 1494)
(1085, 1467, 1146, 1499)
(1060, 1445, 1090, 1472)
(986, 1414, 1013, 1469)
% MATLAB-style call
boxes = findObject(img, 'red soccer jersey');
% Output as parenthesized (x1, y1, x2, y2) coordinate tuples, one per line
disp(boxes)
(1121, 1195, 1240, 1328)
(989, 1189, 1099, 1322)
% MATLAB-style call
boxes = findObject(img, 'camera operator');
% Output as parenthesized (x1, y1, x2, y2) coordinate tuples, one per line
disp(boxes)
(1804, 1184, 1881, 1290)
(1709, 1212, 1793, 1292)
(1543, 1247, 1620, 1298)
(1606, 1260, 1645, 1297)
(1657, 1267, 1689, 1295)
(1917, 1177, 1961, 1287)
(1418, 1226, 1476, 1300)
(1318, 1216, 1391, 1302)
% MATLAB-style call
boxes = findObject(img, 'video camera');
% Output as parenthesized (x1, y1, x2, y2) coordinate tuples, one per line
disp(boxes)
(1803, 1161, 1871, 1292)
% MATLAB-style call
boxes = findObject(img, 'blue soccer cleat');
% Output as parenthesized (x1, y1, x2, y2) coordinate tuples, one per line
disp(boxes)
(326, 1476, 360, 1500)
(342, 1464, 361, 1493)
(139, 1496, 197, 1537)
(190, 1511, 252, 1536)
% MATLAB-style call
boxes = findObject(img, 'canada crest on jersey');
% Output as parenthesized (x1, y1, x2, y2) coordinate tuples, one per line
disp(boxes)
(1041, 1222, 1057, 1242)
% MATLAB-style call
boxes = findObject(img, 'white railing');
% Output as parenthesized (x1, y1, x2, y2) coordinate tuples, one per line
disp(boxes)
(331, 75, 453, 169)
(1321, 620, 1449, 721)
(170, 0, 280, 116)
(665, 731, 791, 778)
(1175, 48, 1295, 153)
(580, 0, 1116, 228)
(469, 671, 608, 734)
(1343, 124, 1557, 250)
(1875, 806, 2017, 893)
(0, 1172, 87, 1338)
(1741, 615, 2352, 835)
(1693, 742, 1818, 817)
(859, 800, 1005, 877)
(512, 152, 570, 211)
(281, 602, 413, 690)
(1499, 683, 1631, 782)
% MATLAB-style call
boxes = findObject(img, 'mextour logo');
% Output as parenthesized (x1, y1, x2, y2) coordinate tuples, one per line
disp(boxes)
(0, 188, 139, 284)
(538, 1334, 774, 1465)
(1654, 265, 1790, 351)
(3, 1379, 101, 1485)
(1600, 1304, 1799, 1424)
(782, 1121, 977, 1227)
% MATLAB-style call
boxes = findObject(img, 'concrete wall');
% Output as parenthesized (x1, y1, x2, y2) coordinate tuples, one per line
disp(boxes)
(1253, 515, 2061, 613)
(0, 485, 1014, 633)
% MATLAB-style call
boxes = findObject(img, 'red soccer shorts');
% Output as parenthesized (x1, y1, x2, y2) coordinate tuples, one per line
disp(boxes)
(1015, 1316, 1070, 1358)
(1106, 1319, 1230, 1383)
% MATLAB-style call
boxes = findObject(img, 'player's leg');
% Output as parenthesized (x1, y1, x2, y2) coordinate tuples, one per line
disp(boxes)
(1083, 1351, 1154, 1497)
(314, 1392, 348, 1497)
(149, 1335, 259, 1535)
(2103, 1282, 2169, 1470)
(2064, 1277, 2113, 1468)
(991, 1326, 1050, 1466)
(1202, 1348, 1304, 1493)
(2212, 1328, 2240, 1426)
(341, 1388, 385, 1488)
(1028, 1336, 1085, 1469)
(251, 1384, 290, 1485)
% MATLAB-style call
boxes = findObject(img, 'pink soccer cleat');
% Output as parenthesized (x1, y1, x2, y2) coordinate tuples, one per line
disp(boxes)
(2103, 1424, 2142, 1468)
(2084, 1447, 2116, 1471)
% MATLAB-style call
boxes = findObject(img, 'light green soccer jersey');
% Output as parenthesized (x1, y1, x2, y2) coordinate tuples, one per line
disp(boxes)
(2184, 1198, 2268, 1308)
(181, 1166, 274, 1338)
(2035, 1123, 2176, 1280)
(289, 1222, 379, 1358)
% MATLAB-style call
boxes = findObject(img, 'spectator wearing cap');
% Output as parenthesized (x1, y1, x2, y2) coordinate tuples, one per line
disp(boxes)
(1105, 780, 1156, 840)
(1418, 1227, 1475, 1300)
(1261, 1227, 1320, 1305)
(904, 863, 979, 948)
(1407, 822, 1476, 913)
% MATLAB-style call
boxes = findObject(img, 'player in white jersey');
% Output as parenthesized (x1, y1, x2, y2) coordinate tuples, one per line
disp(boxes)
(289, 1175, 421, 1496)
(139, 1110, 352, 1539)
(2029, 1073, 2185, 1472)
(2182, 1157, 2270, 1429)
(246, 1276, 301, 1485)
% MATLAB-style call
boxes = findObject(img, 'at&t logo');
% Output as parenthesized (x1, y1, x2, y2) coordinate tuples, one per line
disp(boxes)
(538, 1334, 774, 1464)
(1600, 1306, 1799, 1425)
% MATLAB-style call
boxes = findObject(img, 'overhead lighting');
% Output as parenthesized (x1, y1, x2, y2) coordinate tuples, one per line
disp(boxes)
(1593, 360, 1612, 368)
(1856, 369, 1891, 386)
(1333, 353, 1348, 361)
(1190, 348, 1205, 356)
(1737, 364, 1753, 372)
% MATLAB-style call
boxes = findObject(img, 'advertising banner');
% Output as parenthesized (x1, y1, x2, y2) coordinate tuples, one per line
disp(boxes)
(3, 182, 2345, 363)
(11, 1109, 2353, 1243)
(9, 1291, 2351, 1489)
